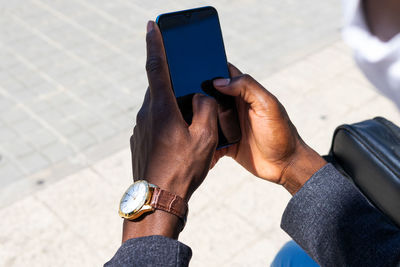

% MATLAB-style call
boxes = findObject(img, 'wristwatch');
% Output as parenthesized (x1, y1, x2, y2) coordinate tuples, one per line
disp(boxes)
(118, 180, 188, 226)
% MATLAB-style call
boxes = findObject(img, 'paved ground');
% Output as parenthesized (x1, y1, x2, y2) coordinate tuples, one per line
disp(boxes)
(1, 0, 400, 266)
(0, 0, 342, 206)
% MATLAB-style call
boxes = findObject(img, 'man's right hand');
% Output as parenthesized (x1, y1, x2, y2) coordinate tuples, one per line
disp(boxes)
(213, 64, 326, 195)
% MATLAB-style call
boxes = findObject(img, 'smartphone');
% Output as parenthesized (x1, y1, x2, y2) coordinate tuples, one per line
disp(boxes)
(156, 6, 241, 149)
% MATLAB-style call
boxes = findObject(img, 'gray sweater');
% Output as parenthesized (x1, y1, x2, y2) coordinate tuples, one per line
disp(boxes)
(105, 164, 400, 266)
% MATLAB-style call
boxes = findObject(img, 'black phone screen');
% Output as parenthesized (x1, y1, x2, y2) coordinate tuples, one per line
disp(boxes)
(157, 6, 241, 148)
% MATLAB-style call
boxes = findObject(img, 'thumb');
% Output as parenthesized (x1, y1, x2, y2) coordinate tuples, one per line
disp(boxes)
(213, 74, 275, 108)
(189, 94, 218, 138)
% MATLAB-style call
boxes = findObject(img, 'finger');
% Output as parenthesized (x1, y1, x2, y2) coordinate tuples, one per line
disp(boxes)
(228, 62, 243, 77)
(145, 21, 176, 105)
(227, 63, 245, 109)
(213, 74, 275, 108)
(135, 88, 150, 125)
(210, 141, 239, 169)
(210, 146, 228, 169)
(189, 94, 218, 141)
(210, 149, 224, 169)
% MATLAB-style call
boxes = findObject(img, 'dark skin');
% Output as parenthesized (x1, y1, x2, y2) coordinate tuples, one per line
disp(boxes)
(123, 21, 326, 242)
(363, 0, 400, 42)
(212, 68, 326, 195)
(124, 21, 218, 241)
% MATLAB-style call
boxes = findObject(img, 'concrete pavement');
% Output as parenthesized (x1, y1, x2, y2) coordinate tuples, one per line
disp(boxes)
(0, 0, 342, 205)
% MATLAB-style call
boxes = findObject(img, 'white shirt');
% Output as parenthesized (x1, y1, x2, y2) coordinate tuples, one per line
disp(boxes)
(342, 0, 400, 109)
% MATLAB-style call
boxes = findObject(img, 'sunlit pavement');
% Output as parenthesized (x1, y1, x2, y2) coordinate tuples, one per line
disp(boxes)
(1, 0, 400, 266)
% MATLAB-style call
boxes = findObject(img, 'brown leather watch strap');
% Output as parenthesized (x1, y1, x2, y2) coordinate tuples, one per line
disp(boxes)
(150, 187, 188, 224)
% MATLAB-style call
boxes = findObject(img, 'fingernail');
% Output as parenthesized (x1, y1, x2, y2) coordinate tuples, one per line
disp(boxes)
(213, 78, 230, 87)
(147, 21, 154, 33)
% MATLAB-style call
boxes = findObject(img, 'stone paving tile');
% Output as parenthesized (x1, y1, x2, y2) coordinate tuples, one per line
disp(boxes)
(35, 168, 122, 261)
(0, 160, 24, 187)
(18, 152, 50, 174)
(0, 195, 103, 267)
(1, 139, 34, 158)
(41, 141, 74, 164)
(221, 178, 291, 238)
(180, 203, 261, 267)
(0, 127, 19, 142)
(69, 131, 96, 150)
(24, 129, 58, 148)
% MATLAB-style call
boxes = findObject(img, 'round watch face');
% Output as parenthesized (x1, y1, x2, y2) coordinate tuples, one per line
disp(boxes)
(119, 180, 149, 215)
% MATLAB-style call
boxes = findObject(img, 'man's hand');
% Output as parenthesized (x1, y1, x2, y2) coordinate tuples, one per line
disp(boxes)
(213, 64, 326, 195)
(131, 21, 218, 200)
(124, 21, 218, 241)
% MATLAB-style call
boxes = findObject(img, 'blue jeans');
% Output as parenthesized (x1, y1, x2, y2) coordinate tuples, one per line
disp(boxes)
(271, 241, 319, 267)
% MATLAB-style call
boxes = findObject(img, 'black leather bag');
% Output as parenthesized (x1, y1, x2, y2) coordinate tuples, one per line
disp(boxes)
(327, 117, 400, 227)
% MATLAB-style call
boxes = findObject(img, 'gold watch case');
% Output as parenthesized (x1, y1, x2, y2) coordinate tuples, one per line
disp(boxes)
(118, 180, 157, 220)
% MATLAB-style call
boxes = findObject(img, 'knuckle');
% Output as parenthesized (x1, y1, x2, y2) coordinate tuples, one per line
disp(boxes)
(145, 55, 164, 73)
(203, 95, 217, 107)
(197, 94, 218, 111)
(199, 96, 217, 111)
(197, 127, 218, 145)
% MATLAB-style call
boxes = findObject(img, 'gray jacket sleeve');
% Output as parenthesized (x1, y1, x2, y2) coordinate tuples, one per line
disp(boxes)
(104, 235, 192, 267)
(281, 163, 400, 267)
